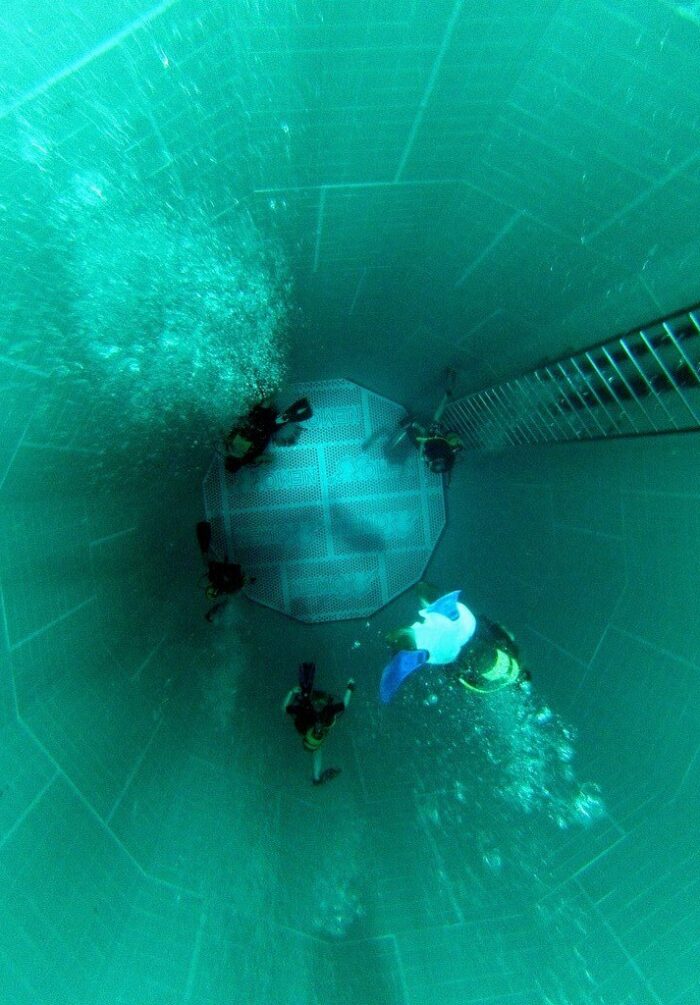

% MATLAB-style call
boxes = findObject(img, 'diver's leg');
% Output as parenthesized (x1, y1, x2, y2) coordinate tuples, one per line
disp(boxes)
(385, 626, 417, 650)
(416, 581, 441, 607)
(406, 420, 426, 448)
(433, 369, 458, 423)
(312, 748, 322, 784)
(433, 392, 450, 424)
(205, 600, 226, 623)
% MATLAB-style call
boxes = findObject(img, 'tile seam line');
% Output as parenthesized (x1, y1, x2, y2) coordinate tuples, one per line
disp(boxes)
(0, 769, 60, 853)
(606, 625, 699, 669)
(183, 906, 207, 1003)
(0, 578, 11, 656)
(567, 831, 629, 882)
(550, 523, 624, 541)
(9, 595, 97, 652)
(584, 148, 700, 242)
(524, 626, 589, 668)
(389, 932, 411, 1005)
(16, 716, 203, 900)
(131, 632, 168, 680)
(16, 715, 150, 876)
(105, 717, 165, 825)
(454, 210, 524, 287)
(254, 180, 558, 234)
(254, 178, 464, 194)
(89, 526, 138, 548)
(0, 0, 181, 122)
(22, 442, 104, 455)
(394, 0, 465, 183)
(0, 411, 35, 493)
(573, 878, 665, 1005)
(276, 923, 327, 944)
(312, 187, 326, 273)
(671, 741, 700, 801)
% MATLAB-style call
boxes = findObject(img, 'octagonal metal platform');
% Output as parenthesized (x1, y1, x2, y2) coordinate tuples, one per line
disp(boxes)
(202, 379, 445, 622)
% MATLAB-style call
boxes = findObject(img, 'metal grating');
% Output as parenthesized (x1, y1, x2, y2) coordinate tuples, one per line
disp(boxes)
(202, 379, 445, 623)
(443, 303, 700, 450)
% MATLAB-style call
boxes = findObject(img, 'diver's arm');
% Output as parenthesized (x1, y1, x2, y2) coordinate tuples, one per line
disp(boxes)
(343, 679, 356, 709)
(282, 686, 299, 713)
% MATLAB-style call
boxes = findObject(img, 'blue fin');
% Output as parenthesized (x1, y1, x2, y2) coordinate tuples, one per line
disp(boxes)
(380, 649, 430, 704)
(424, 590, 461, 621)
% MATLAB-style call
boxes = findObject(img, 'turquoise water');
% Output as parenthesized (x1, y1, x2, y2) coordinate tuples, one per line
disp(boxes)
(1, 2, 699, 1003)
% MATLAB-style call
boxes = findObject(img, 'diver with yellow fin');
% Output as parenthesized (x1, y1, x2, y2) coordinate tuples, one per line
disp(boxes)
(455, 618, 530, 694)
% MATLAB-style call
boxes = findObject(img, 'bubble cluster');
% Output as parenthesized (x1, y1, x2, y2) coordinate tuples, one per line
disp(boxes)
(313, 878, 366, 939)
(390, 668, 605, 839)
(47, 171, 289, 447)
(309, 830, 366, 939)
(469, 684, 606, 829)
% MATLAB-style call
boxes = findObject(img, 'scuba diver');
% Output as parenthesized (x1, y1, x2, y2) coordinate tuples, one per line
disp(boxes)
(410, 424, 464, 477)
(196, 521, 254, 623)
(380, 583, 529, 704)
(385, 368, 463, 477)
(223, 396, 313, 474)
(283, 662, 355, 785)
(454, 618, 531, 694)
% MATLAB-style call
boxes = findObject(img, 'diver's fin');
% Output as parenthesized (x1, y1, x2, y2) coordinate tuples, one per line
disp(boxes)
(424, 590, 461, 621)
(379, 649, 430, 704)
(196, 521, 212, 556)
(280, 397, 313, 424)
(298, 661, 316, 694)
(313, 767, 341, 786)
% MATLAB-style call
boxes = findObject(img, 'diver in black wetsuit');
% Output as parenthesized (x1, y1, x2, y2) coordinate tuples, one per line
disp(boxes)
(195, 520, 254, 623)
(283, 662, 355, 785)
(385, 368, 464, 477)
(224, 397, 313, 474)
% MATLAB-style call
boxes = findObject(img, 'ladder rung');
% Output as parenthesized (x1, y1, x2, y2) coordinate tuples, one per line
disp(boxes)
(443, 303, 700, 447)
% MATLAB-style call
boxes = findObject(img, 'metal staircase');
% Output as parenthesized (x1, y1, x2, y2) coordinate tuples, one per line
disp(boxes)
(443, 303, 700, 450)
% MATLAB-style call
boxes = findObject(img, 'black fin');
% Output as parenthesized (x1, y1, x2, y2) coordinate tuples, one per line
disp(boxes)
(196, 521, 212, 555)
(298, 661, 316, 694)
(281, 397, 313, 424)
(313, 768, 341, 786)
